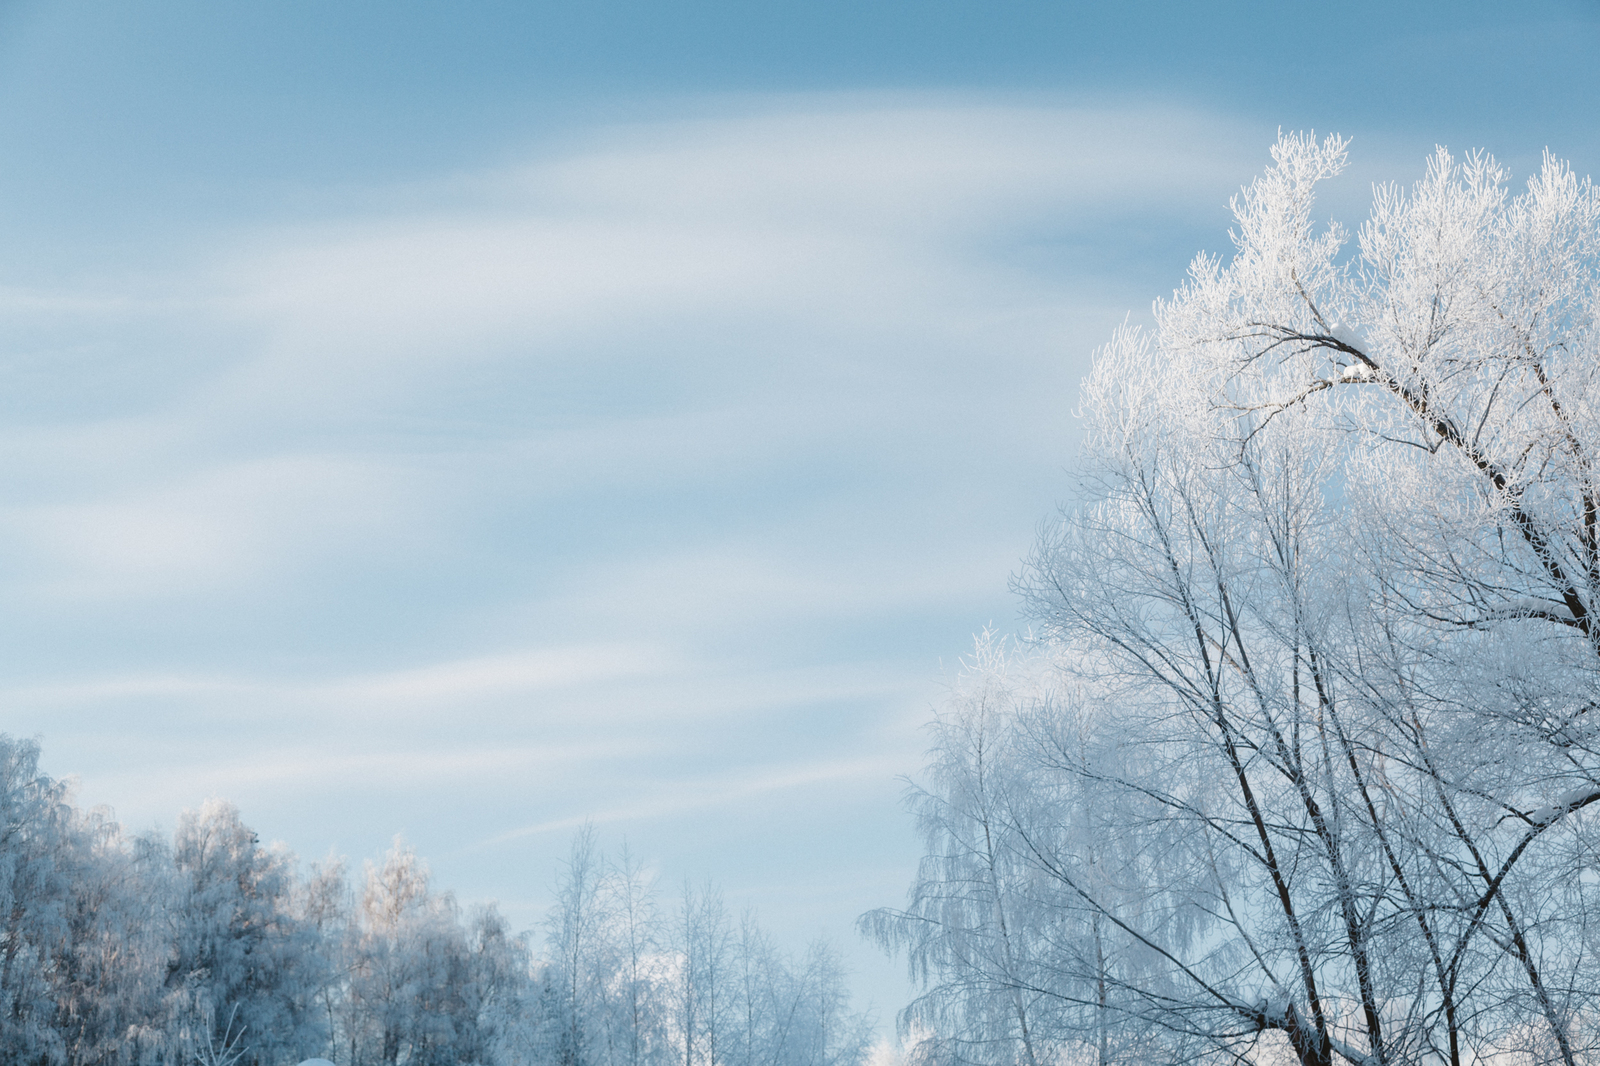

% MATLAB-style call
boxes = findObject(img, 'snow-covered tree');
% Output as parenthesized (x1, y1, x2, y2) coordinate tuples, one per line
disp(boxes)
(677, 881, 731, 1066)
(873, 135, 1600, 1066)
(165, 799, 327, 1066)
(0, 739, 865, 1066)
(546, 827, 616, 1066)
(0, 737, 175, 1066)
(341, 840, 496, 1066)
(861, 637, 1077, 1066)
(54, 819, 171, 1066)
(607, 847, 669, 1066)
(0, 734, 91, 1062)
(537, 831, 870, 1066)
(0, 737, 125, 1064)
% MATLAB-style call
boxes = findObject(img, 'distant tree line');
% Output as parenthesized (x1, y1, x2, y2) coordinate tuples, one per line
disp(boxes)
(0, 735, 872, 1066)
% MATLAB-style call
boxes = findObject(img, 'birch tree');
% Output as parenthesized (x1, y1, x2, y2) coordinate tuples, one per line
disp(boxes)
(166, 799, 326, 1066)
(677, 882, 730, 1066)
(343, 840, 493, 1066)
(859, 636, 1054, 1066)
(875, 135, 1600, 1066)
(548, 827, 616, 1066)
(724, 914, 870, 1066)
(609, 847, 668, 1066)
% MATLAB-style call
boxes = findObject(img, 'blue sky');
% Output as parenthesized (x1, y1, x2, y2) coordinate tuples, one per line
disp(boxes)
(0, 0, 1596, 1032)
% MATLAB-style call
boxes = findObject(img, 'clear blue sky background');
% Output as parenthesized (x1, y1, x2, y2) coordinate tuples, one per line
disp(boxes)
(0, 0, 1596, 1035)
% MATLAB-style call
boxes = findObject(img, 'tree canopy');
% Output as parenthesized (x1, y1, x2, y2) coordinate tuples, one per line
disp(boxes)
(868, 134, 1600, 1066)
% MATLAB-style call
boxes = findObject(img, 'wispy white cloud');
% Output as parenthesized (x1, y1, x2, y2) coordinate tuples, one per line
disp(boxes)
(12, 453, 410, 598)
(81, 741, 649, 808)
(182, 102, 1264, 427)
(0, 99, 1274, 609)
(10, 642, 672, 705)
(469, 752, 905, 850)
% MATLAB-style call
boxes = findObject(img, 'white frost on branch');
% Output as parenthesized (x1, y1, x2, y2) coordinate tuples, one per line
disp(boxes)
(1328, 323, 1368, 353)
(1521, 786, 1597, 826)
(1487, 598, 1578, 622)
(1557, 785, 1600, 807)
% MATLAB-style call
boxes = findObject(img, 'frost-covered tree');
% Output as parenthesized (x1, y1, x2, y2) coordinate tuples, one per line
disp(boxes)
(608, 847, 669, 1066)
(54, 820, 171, 1066)
(751, 938, 871, 1066)
(538, 831, 870, 1066)
(342, 840, 498, 1066)
(299, 856, 355, 1059)
(0, 737, 174, 1066)
(872, 136, 1600, 1066)
(0, 738, 865, 1066)
(165, 799, 326, 1066)
(0, 737, 121, 1064)
(467, 903, 538, 1066)
(547, 827, 616, 1066)
(676, 881, 729, 1066)
(0, 735, 92, 1061)
(861, 638, 1076, 1066)
(690, 899, 867, 1066)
